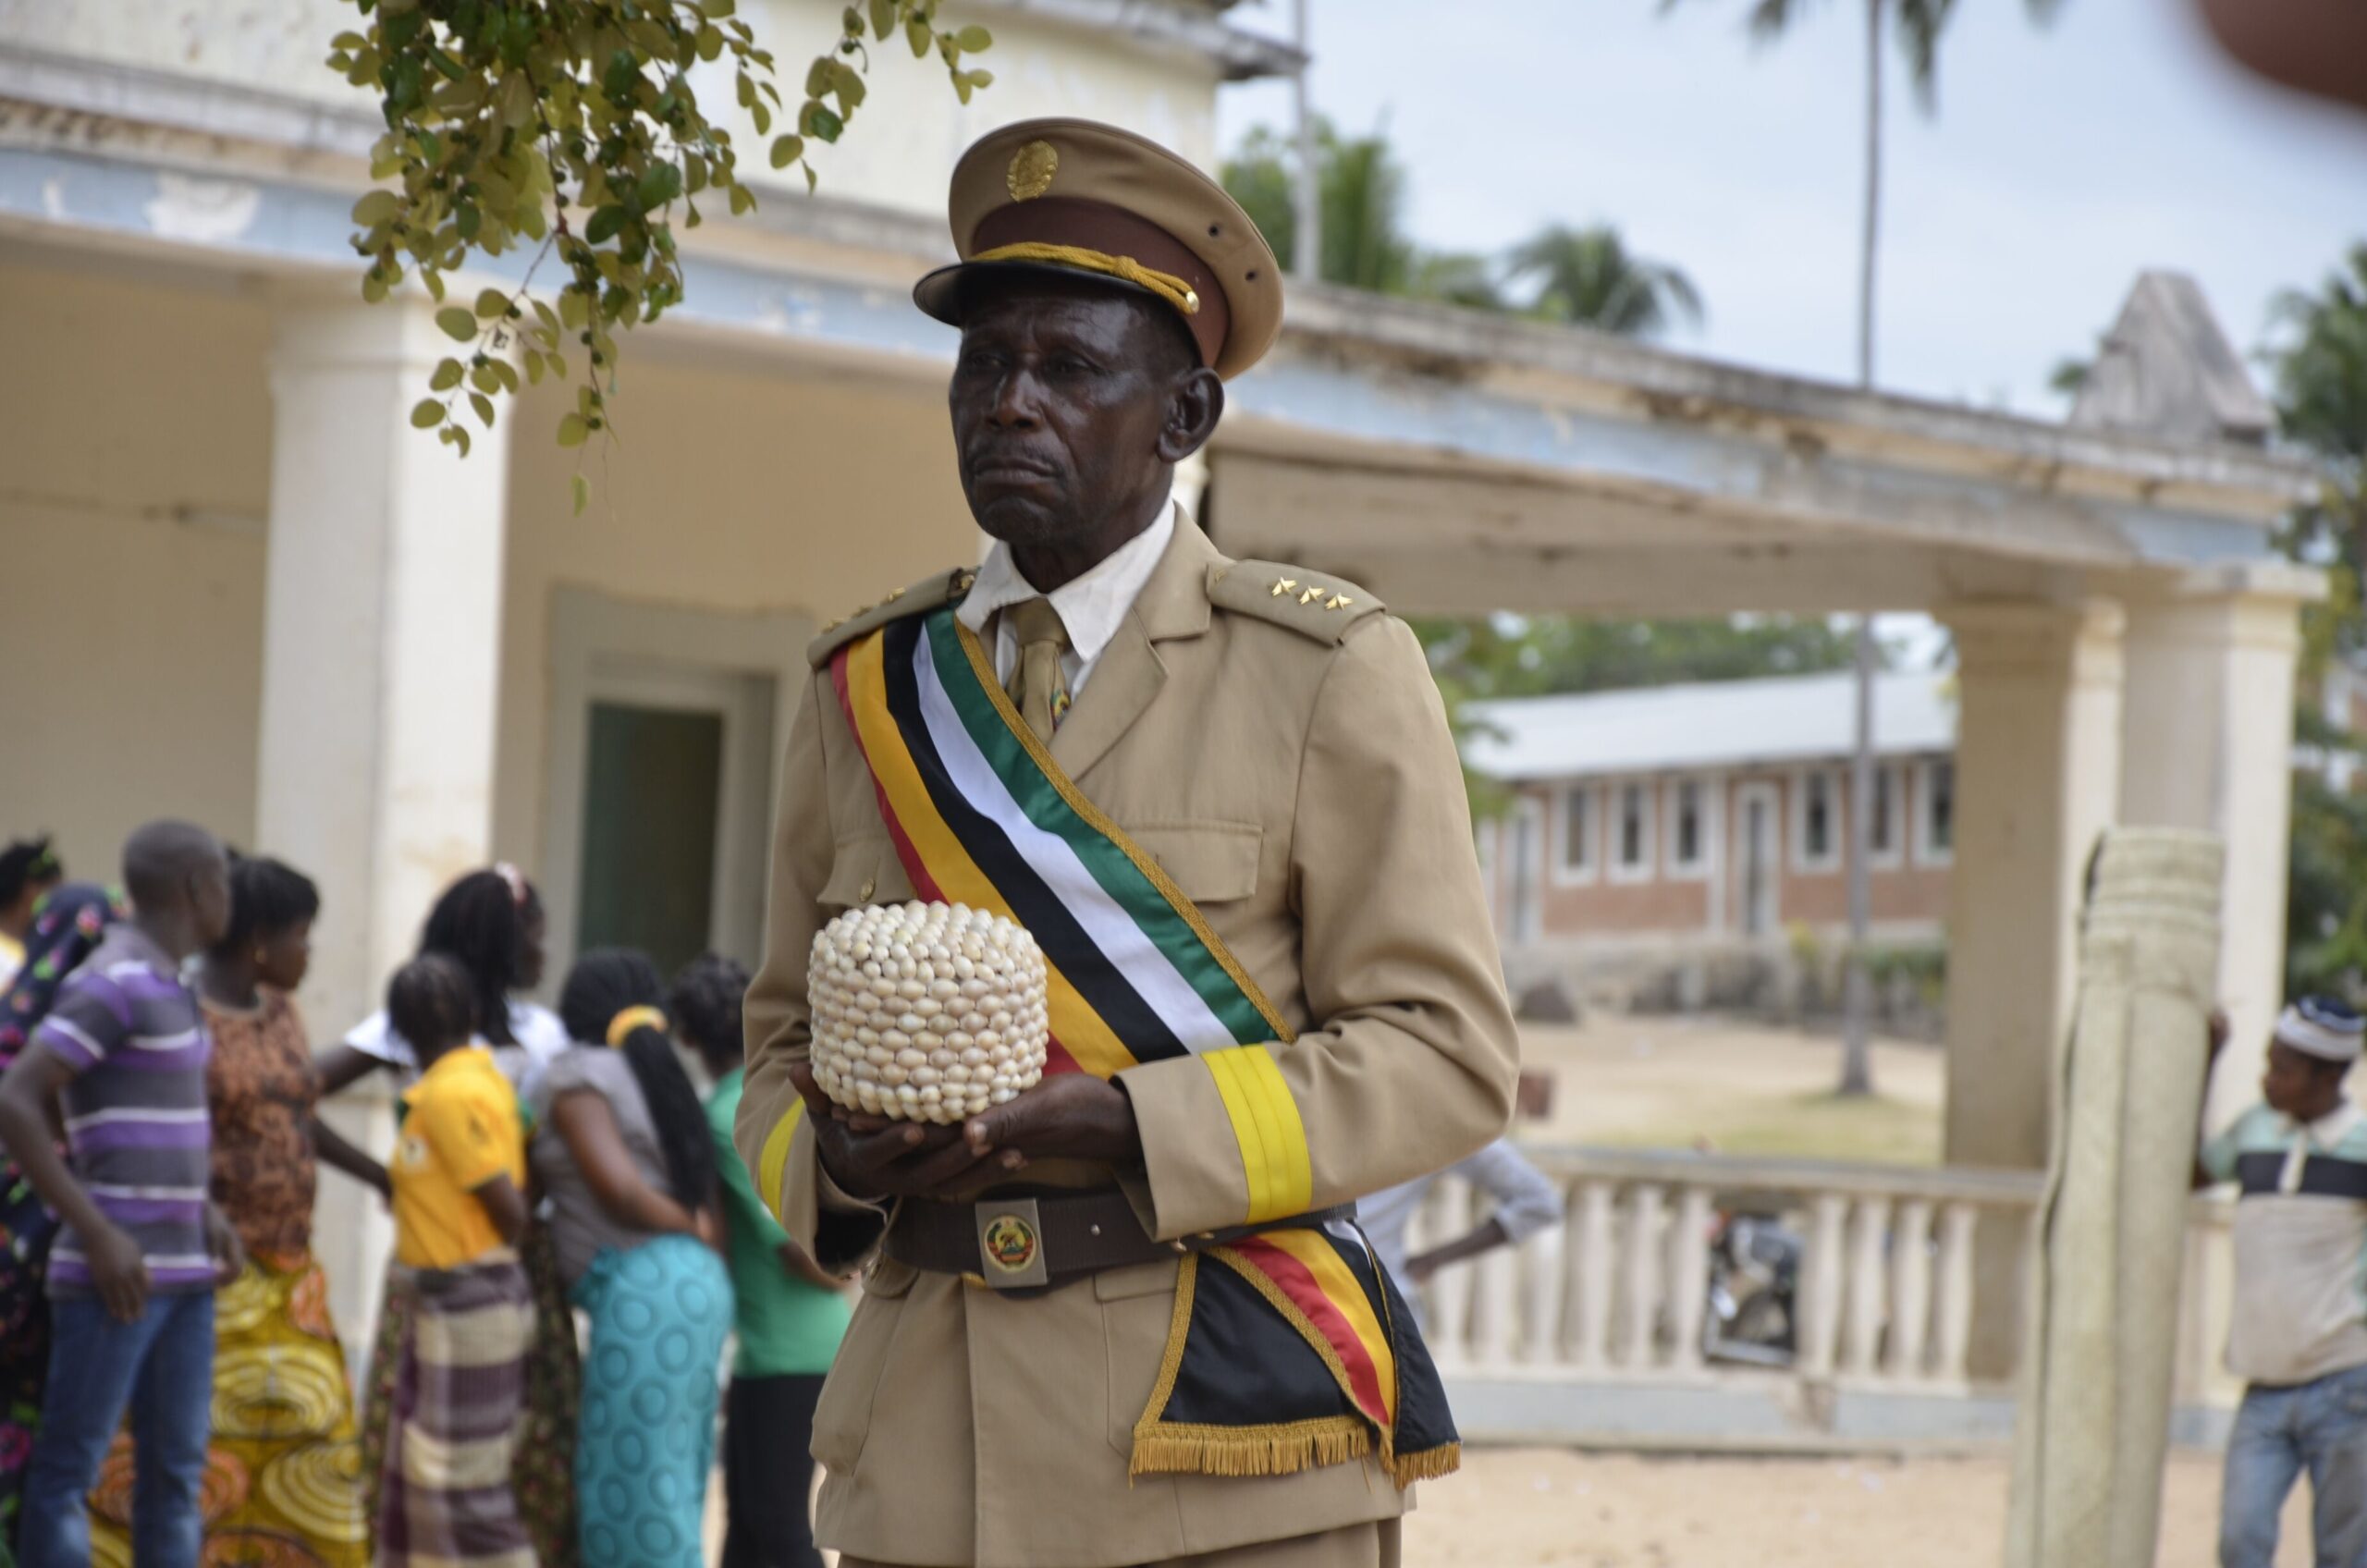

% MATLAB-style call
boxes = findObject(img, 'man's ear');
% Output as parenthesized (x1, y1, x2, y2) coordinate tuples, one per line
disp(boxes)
(1157, 366, 1223, 464)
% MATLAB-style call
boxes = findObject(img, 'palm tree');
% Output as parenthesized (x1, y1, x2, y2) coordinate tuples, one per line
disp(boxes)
(1506, 224, 1704, 338)
(1664, 0, 2062, 1098)
(1220, 119, 1411, 293)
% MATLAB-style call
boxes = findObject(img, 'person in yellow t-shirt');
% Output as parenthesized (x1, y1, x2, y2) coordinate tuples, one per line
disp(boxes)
(376, 953, 536, 1568)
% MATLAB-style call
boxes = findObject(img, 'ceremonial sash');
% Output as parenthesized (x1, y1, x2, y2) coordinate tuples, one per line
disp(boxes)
(829, 606, 1459, 1487)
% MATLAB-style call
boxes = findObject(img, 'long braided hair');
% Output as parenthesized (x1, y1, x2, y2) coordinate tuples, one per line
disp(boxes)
(558, 949, 715, 1211)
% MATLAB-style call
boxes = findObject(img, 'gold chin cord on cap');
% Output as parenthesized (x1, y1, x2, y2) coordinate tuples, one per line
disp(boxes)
(606, 1005, 668, 1047)
(971, 242, 1201, 316)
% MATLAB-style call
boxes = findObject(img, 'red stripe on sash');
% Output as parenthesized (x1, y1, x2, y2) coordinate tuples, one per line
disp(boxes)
(1230, 1235, 1391, 1427)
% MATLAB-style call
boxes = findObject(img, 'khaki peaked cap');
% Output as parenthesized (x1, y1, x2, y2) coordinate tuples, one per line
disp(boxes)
(913, 117, 1284, 380)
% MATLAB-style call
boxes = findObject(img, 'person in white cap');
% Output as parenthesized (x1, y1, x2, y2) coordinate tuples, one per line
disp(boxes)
(2198, 995, 2367, 1568)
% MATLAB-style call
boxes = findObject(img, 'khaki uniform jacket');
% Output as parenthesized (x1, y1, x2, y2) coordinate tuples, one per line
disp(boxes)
(738, 519, 1518, 1568)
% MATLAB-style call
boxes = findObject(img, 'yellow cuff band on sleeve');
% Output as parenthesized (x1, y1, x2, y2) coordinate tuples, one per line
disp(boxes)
(1203, 1046, 1312, 1226)
(758, 1100, 804, 1226)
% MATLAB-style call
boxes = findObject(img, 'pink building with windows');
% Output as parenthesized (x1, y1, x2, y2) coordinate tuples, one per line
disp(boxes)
(1465, 671, 1958, 998)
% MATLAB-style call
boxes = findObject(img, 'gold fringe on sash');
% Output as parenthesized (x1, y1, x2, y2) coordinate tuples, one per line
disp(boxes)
(1126, 1254, 1465, 1485)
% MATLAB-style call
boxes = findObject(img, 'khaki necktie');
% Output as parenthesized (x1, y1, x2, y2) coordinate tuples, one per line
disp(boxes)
(1003, 597, 1071, 743)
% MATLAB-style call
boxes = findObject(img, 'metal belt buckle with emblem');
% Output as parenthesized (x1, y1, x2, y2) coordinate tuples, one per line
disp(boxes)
(973, 1195, 1049, 1289)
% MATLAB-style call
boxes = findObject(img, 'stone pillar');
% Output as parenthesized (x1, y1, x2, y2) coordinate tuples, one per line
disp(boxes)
(257, 295, 513, 1368)
(1938, 599, 2125, 1376)
(2118, 564, 2316, 1130)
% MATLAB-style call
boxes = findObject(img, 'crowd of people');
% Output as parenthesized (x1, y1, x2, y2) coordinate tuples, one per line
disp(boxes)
(0, 826, 847, 1568)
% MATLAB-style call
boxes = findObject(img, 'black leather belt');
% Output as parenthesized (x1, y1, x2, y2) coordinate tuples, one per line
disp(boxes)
(884, 1189, 1354, 1291)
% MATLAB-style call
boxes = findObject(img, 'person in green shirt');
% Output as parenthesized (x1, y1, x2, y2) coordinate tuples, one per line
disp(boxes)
(674, 954, 850, 1568)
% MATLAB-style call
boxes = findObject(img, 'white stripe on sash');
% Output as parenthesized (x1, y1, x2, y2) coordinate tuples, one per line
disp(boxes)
(910, 623, 1241, 1055)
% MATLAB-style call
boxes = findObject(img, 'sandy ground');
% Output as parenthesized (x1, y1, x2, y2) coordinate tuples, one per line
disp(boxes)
(1515, 1015, 1944, 1166)
(718, 1019, 2262, 1564)
(1401, 1445, 2308, 1567)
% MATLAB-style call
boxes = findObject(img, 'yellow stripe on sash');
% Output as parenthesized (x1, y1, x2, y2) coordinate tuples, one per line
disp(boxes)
(1205, 1046, 1312, 1225)
(843, 633, 1136, 1079)
(758, 1099, 803, 1227)
(1257, 1228, 1399, 1422)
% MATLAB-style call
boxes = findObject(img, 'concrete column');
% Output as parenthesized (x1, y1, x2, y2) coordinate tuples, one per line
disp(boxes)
(2118, 564, 2317, 1130)
(257, 295, 513, 1366)
(1938, 599, 2125, 1376)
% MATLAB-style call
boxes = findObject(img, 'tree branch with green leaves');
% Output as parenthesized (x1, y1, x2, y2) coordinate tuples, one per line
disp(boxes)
(330, 0, 992, 508)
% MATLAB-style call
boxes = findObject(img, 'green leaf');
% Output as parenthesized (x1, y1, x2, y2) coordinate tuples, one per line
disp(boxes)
(584, 204, 627, 245)
(955, 24, 991, 51)
(831, 60, 867, 109)
(906, 17, 931, 55)
(558, 412, 590, 447)
(435, 307, 478, 341)
(361, 272, 389, 304)
(699, 0, 736, 15)
(572, 473, 591, 516)
(751, 99, 772, 136)
(695, 24, 724, 61)
(470, 391, 497, 426)
(525, 350, 546, 386)
(411, 398, 446, 428)
(455, 202, 482, 242)
(471, 363, 501, 394)
(449, 423, 472, 458)
(803, 104, 844, 142)
(803, 161, 818, 194)
(635, 164, 681, 210)
(474, 288, 509, 320)
(332, 31, 367, 49)
(965, 68, 993, 90)
(352, 190, 399, 227)
(806, 57, 836, 96)
(729, 184, 756, 216)
(430, 357, 465, 392)
(869, 0, 897, 39)
(770, 134, 804, 169)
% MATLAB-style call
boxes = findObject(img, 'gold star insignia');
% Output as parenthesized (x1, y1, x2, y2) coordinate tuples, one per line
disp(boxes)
(1326, 594, 1354, 610)
(1270, 577, 1298, 597)
(1299, 585, 1326, 606)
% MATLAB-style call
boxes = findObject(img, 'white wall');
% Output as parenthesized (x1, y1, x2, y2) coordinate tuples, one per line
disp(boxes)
(5, 0, 1222, 218)
(0, 249, 270, 876)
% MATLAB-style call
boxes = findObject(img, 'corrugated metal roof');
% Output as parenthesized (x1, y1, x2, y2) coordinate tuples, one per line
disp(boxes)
(1462, 669, 1958, 781)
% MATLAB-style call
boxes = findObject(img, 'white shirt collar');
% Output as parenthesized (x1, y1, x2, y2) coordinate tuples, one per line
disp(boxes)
(2295, 1098, 2362, 1147)
(955, 503, 1177, 668)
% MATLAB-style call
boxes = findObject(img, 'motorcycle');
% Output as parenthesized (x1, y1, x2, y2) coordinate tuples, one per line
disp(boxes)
(1700, 1207, 1802, 1366)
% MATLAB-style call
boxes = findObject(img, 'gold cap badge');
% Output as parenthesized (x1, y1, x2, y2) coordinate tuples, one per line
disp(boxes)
(1007, 140, 1059, 202)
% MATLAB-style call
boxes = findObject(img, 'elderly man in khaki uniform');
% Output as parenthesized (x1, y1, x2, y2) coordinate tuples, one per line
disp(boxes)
(736, 117, 1518, 1568)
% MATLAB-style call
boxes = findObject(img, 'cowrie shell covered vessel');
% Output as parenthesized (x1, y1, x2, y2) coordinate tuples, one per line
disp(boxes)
(807, 900, 1050, 1123)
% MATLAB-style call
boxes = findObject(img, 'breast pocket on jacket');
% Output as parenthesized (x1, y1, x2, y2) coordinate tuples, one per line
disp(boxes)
(819, 836, 915, 911)
(1127, 822, 1263, 908)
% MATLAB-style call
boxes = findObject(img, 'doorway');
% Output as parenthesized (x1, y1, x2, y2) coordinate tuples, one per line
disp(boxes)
(1735, 782, 1780, 937)
(546, 655, 776, 983)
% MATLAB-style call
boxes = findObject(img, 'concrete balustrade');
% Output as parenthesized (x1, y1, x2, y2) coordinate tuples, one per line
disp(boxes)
(1398, 1146, 2245, 1451)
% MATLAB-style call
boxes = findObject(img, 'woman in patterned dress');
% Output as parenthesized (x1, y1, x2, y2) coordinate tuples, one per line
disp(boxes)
(84, 856, 369, 1566)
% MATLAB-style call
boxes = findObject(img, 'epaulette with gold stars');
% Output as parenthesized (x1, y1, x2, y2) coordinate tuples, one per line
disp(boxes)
(806, 567, 977, 668)
(1206, 559, 1384, 645)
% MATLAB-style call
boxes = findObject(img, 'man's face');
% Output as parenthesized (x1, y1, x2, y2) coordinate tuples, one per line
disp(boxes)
(2263, 1040, 2345, 1117)
(949, 281, 1184, 551)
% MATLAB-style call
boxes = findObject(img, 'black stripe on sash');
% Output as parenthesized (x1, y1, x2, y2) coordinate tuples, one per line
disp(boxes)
(880, 618, 1190, 1064)
(2235, 1147, 2367, 1200)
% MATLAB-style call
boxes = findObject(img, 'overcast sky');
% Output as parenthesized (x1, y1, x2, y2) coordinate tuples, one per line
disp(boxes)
(1217, 0, 2367, 417)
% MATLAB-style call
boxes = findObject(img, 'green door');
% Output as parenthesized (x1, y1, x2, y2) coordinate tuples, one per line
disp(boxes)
(574, 701, 724, 977)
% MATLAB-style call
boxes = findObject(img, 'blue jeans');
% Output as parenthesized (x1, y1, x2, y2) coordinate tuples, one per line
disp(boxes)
(2223, 1362, 2367, 1568)
(18, 1291, 215, 1568)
